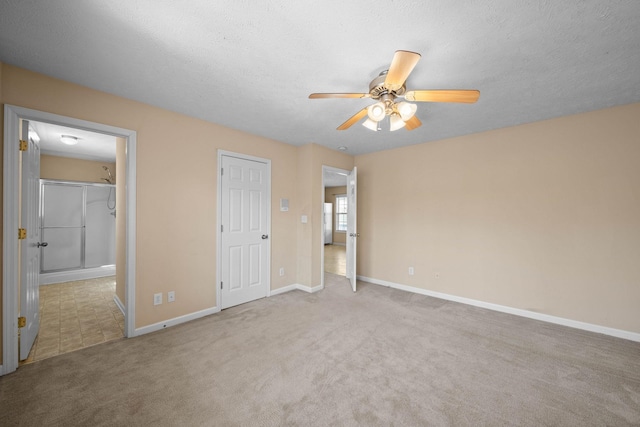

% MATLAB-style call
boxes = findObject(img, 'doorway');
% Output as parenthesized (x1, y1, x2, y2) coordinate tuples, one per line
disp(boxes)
(321, 166, 357, 292)
(21, 121, 121, 364)
(2, 105, 137, 376)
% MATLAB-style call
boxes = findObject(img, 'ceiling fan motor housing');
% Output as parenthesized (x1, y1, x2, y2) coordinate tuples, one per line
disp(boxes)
(369, 71, 406, 99)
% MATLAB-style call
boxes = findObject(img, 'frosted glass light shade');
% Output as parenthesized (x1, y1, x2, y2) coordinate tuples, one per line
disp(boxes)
(396, 102, 417, 121)
(389, 114, 406, 131)
(60, 135, 79, 145)
(362, 118, 379, 131)
(367, 102, 386, 122)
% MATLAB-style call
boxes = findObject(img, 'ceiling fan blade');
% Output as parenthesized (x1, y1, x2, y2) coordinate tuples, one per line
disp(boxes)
(404, 115, 422, 131)
(337, 108, 369, 130)
(385, 50, 421, 91)
(404, 90, 480, 103)
(309, 93, 371, 99)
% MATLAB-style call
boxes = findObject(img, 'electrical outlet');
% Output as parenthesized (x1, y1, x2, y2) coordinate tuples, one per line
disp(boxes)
(153, 293, 162, 305)
(279, 267, 285, 276)
(167, 291, 175, 303)
(408, 267, 414, 276)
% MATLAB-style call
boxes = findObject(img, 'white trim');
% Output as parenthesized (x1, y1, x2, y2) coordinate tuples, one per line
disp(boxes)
(40, 266, 116, 285)
(216, 150, 271, 311)
(2, 105, 20, 375)
(2, 105, 137, 375)
(113, 295, 126, 316)
(269, 284, 298, 296)
(134, 306, 219, 336)
(330, 242, 346, 247)
(297, 283, 323, 294)
(269, 283, 323, 296)
(358, 275, 640, 343)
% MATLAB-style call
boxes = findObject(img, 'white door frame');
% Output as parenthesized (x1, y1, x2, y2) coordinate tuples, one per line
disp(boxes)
(216, 150, 271, 310)
(320, 165, 350, 290)
(2, 105, 137, 375)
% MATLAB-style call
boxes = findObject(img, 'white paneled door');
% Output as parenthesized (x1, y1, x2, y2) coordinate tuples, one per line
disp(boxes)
(20, 119, 41, 360)
(220, 155, 270, 309)
(346, 167, 357, 292)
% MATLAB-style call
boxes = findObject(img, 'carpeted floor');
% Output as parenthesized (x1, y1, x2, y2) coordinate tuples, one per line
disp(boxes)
(1, 273, 639, 426)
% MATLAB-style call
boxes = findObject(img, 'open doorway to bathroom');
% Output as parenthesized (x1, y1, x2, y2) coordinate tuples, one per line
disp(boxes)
(21, 121, 124, 364)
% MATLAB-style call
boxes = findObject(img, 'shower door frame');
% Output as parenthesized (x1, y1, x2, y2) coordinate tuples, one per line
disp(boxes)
(39, 179, 117, 274)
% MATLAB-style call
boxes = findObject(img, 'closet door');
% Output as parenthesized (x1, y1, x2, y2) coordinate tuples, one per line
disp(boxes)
(41, 183, 84, 272)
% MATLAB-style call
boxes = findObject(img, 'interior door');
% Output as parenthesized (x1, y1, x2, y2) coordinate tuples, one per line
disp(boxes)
(19, 120, 41, 360)
(220, 155, 270, 309)
(346, 167, 357, 292)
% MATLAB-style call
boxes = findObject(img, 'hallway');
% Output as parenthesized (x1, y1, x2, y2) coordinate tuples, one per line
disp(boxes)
(324, 244, 346, 276)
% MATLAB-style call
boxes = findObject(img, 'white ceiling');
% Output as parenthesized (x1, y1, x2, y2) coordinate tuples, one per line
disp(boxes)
(30, 121, 116, 162)
(1, 1, 639, 156)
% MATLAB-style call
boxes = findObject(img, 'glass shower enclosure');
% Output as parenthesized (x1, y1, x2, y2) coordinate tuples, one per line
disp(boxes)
(39, 180, 116, 284)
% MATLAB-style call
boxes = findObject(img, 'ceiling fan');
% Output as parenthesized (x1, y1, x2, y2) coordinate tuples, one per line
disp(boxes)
(309, 50, 480, 132)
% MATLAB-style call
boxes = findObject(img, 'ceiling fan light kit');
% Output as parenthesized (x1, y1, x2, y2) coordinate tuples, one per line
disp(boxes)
(367, 102, 386, 121)
(362, 118, 380, 131)
(389, 114, 406, 131)
(309, 50, 480, 132)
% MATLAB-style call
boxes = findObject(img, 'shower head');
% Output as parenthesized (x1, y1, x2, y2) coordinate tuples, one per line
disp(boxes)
(102, 166, 114, 183)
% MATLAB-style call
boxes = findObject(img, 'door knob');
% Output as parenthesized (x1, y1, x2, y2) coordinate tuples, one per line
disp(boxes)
(261, 234, 269, 240)
(37, 242, 48, 248)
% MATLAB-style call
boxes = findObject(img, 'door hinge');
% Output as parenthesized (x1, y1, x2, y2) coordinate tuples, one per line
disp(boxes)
(221, 225, 224, 232)
(18, 228, 27, 240)
(220, 281, 223, 289)
(19, 140, 28, 151)
(18, 316, 26, 328)
(221, 167, 224, 176)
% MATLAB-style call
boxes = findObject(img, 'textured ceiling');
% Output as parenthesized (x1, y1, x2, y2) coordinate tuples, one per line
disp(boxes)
(1, 1, 639, 156)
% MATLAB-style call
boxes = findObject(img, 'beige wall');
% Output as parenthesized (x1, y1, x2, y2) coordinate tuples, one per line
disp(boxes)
(2, 61, 638, 368)
(1, 63, 303, 331)
(356, 102, 640, 333)
(40, 155, 115, 183)
(324, 186, 347, 245)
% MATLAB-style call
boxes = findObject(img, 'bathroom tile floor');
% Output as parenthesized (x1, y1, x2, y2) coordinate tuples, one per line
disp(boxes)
(20, 276, 124, 365)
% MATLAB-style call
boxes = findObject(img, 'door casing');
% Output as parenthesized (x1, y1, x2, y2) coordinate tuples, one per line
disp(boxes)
(2, 105, 137, 375)
(321, 165, 355, 290)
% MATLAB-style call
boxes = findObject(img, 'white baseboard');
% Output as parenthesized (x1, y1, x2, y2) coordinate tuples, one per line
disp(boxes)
(134, 306, 219, 336)
(40, 266, 116, 285)
(270, 284, 299, 296)
(269, 283, 323, 296)
(113, 295, 125, 316)
(330, 242, 346, 247)
(357, 275, 640, 343)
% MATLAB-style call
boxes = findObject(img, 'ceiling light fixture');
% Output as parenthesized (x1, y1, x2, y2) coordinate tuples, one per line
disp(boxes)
(362, 118, 380, 131)
(60, 135, 79, 145)
(367, 102, 386, 122)
(396, 101, 417, 121)
(389, 114, 406, 131)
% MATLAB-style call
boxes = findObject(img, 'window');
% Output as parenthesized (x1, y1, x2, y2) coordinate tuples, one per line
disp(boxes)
(335, 194, 347, 232)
